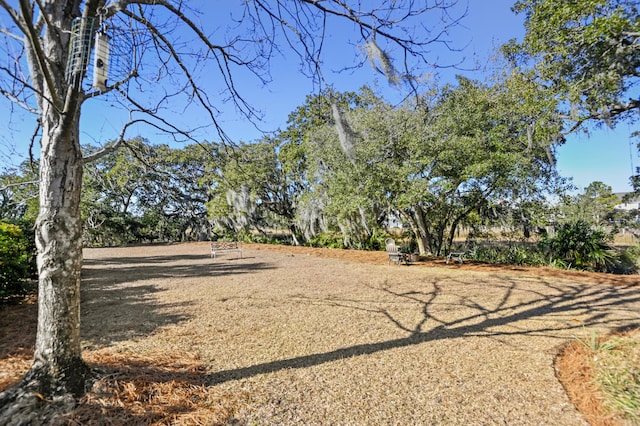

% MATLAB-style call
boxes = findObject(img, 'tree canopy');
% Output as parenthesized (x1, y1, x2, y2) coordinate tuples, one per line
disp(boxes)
(506, 0, 639, 129)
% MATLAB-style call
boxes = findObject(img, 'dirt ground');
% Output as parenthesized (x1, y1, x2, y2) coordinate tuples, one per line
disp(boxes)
(1, 242, 639, 424)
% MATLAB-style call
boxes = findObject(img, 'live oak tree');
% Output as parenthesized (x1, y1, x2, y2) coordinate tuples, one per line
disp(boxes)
(401, 75, 564, 255)
(505, 0, 640, 205)
(505, 0, 640, 128)
(206, 137, 308, 245)
(281, 88, 381, 246)
(0, 0, 465, 420)
(302, 77, 564, 255)
(82, 140, 213, 245)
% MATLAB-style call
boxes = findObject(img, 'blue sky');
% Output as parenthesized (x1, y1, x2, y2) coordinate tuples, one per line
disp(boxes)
(1, 0, 636, 194)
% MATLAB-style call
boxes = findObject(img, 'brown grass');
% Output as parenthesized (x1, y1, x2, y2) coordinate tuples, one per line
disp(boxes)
(1, 242, 638, 424)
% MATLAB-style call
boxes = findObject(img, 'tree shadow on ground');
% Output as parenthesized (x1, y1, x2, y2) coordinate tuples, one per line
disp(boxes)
(4, 249, 639, 423)
(206, 277, 640, 385)
(54, 272, 639, 423)
(82, 255, 270, 286)
(80, 255, 276, 348)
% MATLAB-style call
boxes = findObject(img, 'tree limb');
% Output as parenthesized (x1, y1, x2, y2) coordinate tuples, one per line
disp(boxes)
(18, 0, 64, 111)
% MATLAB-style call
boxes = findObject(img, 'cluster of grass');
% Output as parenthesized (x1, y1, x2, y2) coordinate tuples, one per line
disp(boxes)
(575, 328, 640, 423)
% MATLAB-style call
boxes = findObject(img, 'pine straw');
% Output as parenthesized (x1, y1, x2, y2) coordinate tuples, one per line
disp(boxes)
(556, 340, 616, 426)
(556, 328, 640, 426)
(0, 296, 37, 390)
(1, 351, 247, 425)
(57, 350, 249, 425)
(1, 242, 639, 424)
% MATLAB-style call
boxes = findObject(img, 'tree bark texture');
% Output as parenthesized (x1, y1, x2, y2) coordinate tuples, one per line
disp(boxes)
(31, 101, 89, 397)
(0, 1, 96, 421)
(0, 82, 90, 426)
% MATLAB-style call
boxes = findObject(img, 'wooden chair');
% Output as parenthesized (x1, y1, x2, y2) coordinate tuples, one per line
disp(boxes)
(385, 238, 407, 265)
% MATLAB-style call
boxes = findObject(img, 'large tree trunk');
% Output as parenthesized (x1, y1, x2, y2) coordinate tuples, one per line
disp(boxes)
(399, 209, 429, 255)
(0, 2, 95, 422)
(33, 104, 90, 394)
(0, 97, 91, 426)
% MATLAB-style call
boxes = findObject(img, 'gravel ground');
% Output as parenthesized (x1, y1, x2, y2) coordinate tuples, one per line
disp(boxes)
(79, 242, 640, 425)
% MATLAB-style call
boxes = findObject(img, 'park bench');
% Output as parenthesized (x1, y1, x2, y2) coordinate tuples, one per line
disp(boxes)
(446, 251, 464, 264)
(210, 241, 242, 259)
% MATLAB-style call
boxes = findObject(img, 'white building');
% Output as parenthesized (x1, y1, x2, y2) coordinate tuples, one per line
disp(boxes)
(614, 193, 640, 211)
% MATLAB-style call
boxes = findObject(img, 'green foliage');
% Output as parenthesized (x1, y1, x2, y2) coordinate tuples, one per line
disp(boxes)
(0, 220, 36, 297)
(205, 136, 307, 244)
(574, 327, 620, 352)
(296, 80, 564, 256)
(351, 228, 394, 251)
(559, 181, 619, 226)
(74, 80, 564, 255)
(307, 232, 346, 249)
(539, 220, 615, 271)
(467, 244, 547, 266)
(607, 245, 640, 274)
(83, 139, 215, 245)
(464, 236, 635, 273)
(575, 328, 640, 422)
(0, 162, 39, 222)
(507, 0, 639, 124)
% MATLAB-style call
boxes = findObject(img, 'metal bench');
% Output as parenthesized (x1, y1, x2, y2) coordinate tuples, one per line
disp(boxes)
(446, 252, 464, 264)
(210, 241, 242, 259)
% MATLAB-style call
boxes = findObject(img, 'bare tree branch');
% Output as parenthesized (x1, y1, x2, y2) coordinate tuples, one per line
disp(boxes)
(18, 0, 63, 110)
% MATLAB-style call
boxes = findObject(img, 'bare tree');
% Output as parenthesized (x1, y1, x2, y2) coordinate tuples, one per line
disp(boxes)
(0, 0, 465, 420)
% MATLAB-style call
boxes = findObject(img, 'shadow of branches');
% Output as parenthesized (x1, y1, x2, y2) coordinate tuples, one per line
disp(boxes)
(81, 253, 276, 348)
(207, 275, 640, 385)
(4, 243, 639, 423)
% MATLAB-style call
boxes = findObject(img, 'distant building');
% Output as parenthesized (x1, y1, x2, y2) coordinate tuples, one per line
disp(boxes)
(614, 192, 640, 211)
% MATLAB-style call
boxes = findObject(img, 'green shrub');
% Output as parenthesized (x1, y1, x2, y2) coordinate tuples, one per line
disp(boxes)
(307, 232, 345, 249)
(0, 221, 36, 297)
(344, 228, 395, 251)
(607, 246, 640, 275)
(503, 245, 546, 266)
(467, 245, 499, 263)
(467, 244, 545, 266)
(539, 221, 615, 272)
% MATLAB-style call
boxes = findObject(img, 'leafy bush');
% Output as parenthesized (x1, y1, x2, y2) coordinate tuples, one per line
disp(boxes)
(466, 244, 546, 266)
(307, 232, 345, 249)
(0, 220, 36, 297)
(504, 245, 546, 266)
(240, 232, 282, 245)
(344, 228, 396, 251)
(539, 221, 615, 272)
(362, 228, 392, 251)
(607, 246, 640, 275)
